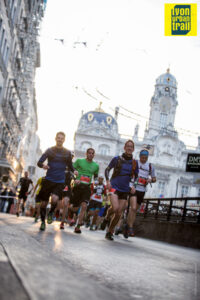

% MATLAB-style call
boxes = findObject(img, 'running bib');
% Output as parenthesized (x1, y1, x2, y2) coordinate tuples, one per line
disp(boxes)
(80, 175, 90, 184)
(109, 188, 116, 194)
(94, 194, 102, 200)
(96, 188, 103, 194)
(63, 186, 68, 191)
(138, 177, 147, 186)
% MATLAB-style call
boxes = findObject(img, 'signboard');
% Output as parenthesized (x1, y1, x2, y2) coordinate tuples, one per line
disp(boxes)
(186, 153, 200, 172)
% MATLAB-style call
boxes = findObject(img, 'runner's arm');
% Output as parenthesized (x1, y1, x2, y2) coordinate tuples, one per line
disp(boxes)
(105, 157, 117, 181)
(67, 153, 75, 173)
(149, 166, 156, 183)
(37, 149, 49, 169)
(31, 183, 38, 197)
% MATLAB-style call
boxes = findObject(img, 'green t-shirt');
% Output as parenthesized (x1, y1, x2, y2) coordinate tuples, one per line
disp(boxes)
(73, 158, 99, 185)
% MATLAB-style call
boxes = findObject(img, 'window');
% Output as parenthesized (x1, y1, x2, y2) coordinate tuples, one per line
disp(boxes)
(4, 46, 9, 64)
(98, 144, 110, 156)
(160, 113, 167, 129)
(158, 181, 165, 196)
(198, 188, 200, 197)
(81, 142, 92, 152)
(181, 185, 189, 197)
(0, 28, 5, 49)
(2, 38, 7, 58)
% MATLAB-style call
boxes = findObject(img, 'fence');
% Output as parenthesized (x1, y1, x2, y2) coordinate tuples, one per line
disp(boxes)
(138, 197, 200, 224)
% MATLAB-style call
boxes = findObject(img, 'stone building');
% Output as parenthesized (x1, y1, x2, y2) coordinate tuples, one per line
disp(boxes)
(0, 0, 45, 184)
(74, 69, 200, 200)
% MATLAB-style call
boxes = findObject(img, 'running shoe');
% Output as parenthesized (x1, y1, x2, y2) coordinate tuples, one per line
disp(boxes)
(34, 216, 38, 223)
(89, 225, 95, 231)
(115, 227, 122, 235)
(100, 218, 109, 230)
(123, 224, 129, 239)
(40, 222, 46, 231)
(85, 222, 90, 228)
(128, 227, 135, 237)
(105, 232, 114, 241)
(16, 212, 19, 217)
(74, 226, 81, 234)
(60, 222, 65, 230)
(47, 213, 53, 224)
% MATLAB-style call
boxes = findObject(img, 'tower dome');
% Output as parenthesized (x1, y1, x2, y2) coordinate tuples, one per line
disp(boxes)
(156, 68, 177, 88)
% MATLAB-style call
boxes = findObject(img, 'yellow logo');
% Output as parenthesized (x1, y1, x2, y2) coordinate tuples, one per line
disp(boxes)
(165, 3, 197, 36)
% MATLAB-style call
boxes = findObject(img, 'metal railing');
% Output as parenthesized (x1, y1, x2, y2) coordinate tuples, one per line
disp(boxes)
(137, 197, 200, 224)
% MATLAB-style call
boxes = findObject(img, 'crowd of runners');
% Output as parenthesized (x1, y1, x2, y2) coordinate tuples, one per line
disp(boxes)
(15, 131, 156, 241)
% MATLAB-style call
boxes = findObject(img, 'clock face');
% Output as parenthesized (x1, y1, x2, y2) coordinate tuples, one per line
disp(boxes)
(88, 113, 94, 122)
(106, 116, 112, 124)
(159, 97, 171, 112)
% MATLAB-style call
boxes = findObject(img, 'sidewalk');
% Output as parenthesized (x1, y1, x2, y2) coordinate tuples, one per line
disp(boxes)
(0, 243, 29, 300)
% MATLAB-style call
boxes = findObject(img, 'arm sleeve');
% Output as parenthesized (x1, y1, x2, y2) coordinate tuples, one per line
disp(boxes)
(105, 157, 117, 180)
(67, 153, 75, 172)
(37, 149, 49, 168)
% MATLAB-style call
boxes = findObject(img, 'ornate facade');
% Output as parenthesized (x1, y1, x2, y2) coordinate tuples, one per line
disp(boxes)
(74, 70, 200, 200)
(0, 0, 45, 184)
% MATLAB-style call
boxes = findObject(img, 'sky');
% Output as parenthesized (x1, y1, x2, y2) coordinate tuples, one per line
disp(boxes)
(35, 0, 200, 152)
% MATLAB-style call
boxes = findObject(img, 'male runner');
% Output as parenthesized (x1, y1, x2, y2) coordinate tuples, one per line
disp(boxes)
(71, 148, 99, 234)
(37, 132, 75, 231)
(87, 175, 107, 230)
(103, 140, 136, 240)
(16, 171, 34, 217)
(59, 166, 75, 229)
(127, 149, 156, 236)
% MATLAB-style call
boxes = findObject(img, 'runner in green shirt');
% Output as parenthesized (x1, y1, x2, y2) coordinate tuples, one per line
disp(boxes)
(71, 148, 99, 234)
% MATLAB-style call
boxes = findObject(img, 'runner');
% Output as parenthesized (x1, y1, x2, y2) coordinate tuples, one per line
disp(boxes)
(37, 132, 75, 231)
(60, 165, 75, 230)
(31, 177, 45, 222)
(16, 171, 34, 217)
(71, 148, 99, 234)
(103, 140, 136, 241)
(87, 176, 106, 230)
(127, 149, 156, 236)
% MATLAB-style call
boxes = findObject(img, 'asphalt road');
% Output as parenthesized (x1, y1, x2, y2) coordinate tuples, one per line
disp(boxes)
(0, 213, 199, 300)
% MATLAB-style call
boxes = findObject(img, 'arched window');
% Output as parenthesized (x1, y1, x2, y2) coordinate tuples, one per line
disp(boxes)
(98, 144, 110, 156)
(81, 142, 92, 152)
(160, 113, 167, 128)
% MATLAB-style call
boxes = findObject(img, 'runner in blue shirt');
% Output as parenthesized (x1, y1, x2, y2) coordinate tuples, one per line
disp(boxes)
(37, 132, 75, 231)
(103, 140, 136, 240)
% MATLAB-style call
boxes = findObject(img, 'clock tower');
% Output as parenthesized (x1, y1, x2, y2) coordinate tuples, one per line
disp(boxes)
(145, 69, 178, 140)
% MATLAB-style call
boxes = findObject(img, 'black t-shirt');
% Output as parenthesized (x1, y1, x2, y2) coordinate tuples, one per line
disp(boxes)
(19, 177, 33, 192)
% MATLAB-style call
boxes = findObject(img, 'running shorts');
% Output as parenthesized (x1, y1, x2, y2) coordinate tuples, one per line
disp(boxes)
(130, 190, 145, 205)
(37, 179, 64, 202)
(71, 184, 91, 207)
(88, 200, 102, 211)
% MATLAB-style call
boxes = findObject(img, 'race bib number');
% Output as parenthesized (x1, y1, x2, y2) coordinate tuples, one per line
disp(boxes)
(109, 188, 116, 194)
(96, 188, 103, 194)
(80, 175, 90, 184)
(138, 177, 147, 186)
(63, 186, 68, 191)
(94, 194, 102, 200)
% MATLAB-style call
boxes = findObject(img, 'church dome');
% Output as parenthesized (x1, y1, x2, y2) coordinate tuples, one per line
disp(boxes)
(156, 69, 177, 87)
(80, 110, 117, 128)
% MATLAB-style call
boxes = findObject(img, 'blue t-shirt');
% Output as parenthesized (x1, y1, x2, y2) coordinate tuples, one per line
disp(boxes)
(37, 147, 74, 183)
(108, 156, 133, 193)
